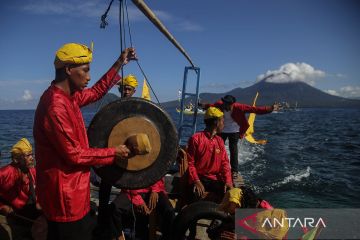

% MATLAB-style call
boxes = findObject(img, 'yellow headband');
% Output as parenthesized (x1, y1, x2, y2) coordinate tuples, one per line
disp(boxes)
(54, 43, 93, 69)
(122, 74, 138, 88)
(11, 138, 32, 155)
(204, 107, 224, 119)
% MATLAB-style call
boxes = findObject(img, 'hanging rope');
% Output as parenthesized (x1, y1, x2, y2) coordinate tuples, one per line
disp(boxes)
(98, 0, 162, 106)
(119, 0, 125, 96)
(124, 0, 134, 47)
(123, 0, 161, 105)
(100, 0, 115, 29)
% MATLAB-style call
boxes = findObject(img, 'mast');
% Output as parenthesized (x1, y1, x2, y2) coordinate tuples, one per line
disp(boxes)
(131, 0, 196, 68)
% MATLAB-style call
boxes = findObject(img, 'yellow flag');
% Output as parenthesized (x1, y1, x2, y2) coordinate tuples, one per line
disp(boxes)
(141, 79, 151, 101)
(245, 92, 267, 144)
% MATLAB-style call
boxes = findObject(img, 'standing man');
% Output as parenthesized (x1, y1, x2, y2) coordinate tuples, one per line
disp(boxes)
(200, 95, 278, 179)
(33, 43, 136, 240)
(187, 107, 233, 202)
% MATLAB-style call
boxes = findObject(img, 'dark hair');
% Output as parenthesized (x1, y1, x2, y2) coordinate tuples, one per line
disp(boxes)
(240, 186, 258, 208)
(204, 118, 219, 128)
(54, 67, 68, 82)
(221, 95, 236, 105)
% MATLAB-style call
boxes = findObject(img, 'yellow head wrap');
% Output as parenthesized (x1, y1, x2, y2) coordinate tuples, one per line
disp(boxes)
(11, 138, 32, 155)
(54, 43, 93, 69)
(218, 187, 242, 213)
(204, 107, 224, 119)
(122, 74, 138, 88)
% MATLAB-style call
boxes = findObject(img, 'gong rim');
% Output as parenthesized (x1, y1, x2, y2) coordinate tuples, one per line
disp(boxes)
(87, 97, 178, 189)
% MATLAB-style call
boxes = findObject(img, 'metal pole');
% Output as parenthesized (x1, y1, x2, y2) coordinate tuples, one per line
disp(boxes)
(131, 0, 196, 68)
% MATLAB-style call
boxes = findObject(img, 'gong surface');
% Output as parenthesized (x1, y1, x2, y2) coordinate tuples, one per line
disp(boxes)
(87, 97, 178, 189)
(108, 116, 160, 171)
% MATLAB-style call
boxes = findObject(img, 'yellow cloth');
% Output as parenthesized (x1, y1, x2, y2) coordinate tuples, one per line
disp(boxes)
(126, 134, 151, 155)
(54, 43, 93, 69)
(245, 92, 267, 144)
(218, 188, 243, 212)
(123, 74, 138, 88)
(11, 138, 32, 154)
(141, 79, 151, 101)
(204, 107, 223, 119)
(252, 209, 289, 239)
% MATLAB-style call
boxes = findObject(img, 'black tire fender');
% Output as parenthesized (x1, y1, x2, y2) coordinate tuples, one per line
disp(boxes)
(172, 201, 231, 240)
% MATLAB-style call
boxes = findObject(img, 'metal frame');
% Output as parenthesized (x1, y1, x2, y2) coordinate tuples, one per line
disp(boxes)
(177, 66, 201, 145)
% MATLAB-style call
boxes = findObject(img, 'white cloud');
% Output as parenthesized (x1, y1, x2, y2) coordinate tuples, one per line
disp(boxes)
(153, 10, 173, 21)
(324, 89, 340, 96)
(22, 90, 33, 101)
(335, 73, 347, 79)
(256, 62, 326, 86)
(324, 86, 360, 99)
(20, 0, 203, 32)
(339, 86, 360, 98)
(21, 0, 143, 21)
(176, 20, 204, 32)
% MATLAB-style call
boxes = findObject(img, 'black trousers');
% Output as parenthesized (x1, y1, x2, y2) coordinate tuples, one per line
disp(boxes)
(5, 204, 41, 240)
(190, 176, 226, 203)
(220, 132, 240, 172)
(109, 191, 175, 239)
(97, 180, 112, 228)
(46, 212, 92, 240)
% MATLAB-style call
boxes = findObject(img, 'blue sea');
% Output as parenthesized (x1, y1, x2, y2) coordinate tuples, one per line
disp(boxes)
(1, 108, 360, 208)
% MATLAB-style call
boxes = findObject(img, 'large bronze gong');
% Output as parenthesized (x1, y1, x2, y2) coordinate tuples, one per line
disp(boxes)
(88, 98, 178, 189)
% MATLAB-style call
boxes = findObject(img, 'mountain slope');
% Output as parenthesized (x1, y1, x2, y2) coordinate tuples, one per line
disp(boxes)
(162, 81, 360, 108)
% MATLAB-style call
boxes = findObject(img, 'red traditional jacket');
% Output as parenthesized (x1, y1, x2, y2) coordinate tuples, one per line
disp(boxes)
(34, 68, 120, 222)
(204, 101, 273, 138)
(124, 178, 166, 206)
(187, 131, 232, 186)
(0, 164, 36, 210)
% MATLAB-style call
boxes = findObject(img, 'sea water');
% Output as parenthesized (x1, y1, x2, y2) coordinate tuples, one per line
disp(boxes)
(1, 108, 359, 208)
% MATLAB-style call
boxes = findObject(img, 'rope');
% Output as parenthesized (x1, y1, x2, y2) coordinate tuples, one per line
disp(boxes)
(135, 61, 161, 105)
(100, 0, 115, 29)
(122, 0, 161, 105)
(125, 0, 134, 48)
(99, 0, 162, 105)
(96, 0, 117, 113)
(119, 0, 131, 97)
(119, 0, 125, 83)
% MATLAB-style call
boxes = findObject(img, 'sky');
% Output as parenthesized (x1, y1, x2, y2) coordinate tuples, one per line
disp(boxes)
(0, 0, 360, 109)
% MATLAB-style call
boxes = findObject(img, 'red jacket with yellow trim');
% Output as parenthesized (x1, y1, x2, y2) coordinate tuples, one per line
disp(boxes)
(187, 131, 232, 186)
(34, 68, 120, 222)
(0, 164, 36, 210)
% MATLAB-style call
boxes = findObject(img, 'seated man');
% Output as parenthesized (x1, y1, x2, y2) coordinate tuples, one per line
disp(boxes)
(0, 138, 41, 239)
(187, 107, 233, 202)
(215, 187, 287, 240)
(105, 178, 175, 240)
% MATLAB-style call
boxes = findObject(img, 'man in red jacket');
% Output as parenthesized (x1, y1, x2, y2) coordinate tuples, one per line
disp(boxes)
(0, 138, 41, 239)
(33, 43, 136, 240)
(187, 107, 233, 202)
(200, 95, 278, 179)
